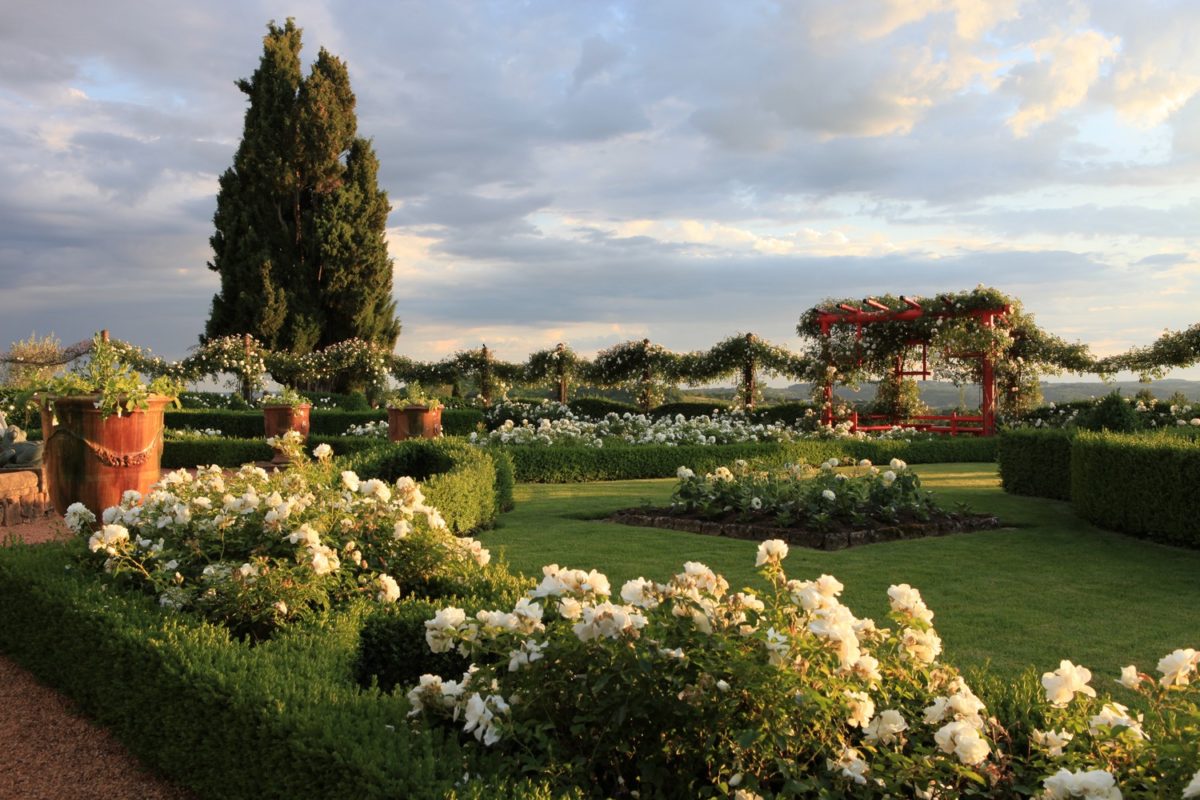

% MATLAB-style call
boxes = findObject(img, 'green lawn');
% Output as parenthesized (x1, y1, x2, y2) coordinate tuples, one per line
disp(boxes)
(479, 463, 1200, 681)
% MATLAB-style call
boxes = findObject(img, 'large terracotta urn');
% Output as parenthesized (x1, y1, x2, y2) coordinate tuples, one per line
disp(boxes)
(44, 395, 171, 516)
(387, 405, 442, 441)
(262, 404, 312, 463)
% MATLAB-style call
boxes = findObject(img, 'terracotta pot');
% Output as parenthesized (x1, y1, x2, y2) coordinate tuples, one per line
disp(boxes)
(44, 395, 171, 516)
(388, 405, 442, 441)
(262, 404, 312, 463)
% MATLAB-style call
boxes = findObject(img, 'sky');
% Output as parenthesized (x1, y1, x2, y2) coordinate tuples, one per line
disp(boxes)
(2, 0, 1199, 382)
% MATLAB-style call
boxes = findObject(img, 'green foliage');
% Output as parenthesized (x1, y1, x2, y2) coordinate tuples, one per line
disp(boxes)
(502, 439, 994, 483)
(163, 408, 481, 438)
(204, 19, 400, 379)
(259, 385, 309, 408)
(567, 397, 639, 418)
(0, 546, 477, 799)
(673, 458, 936, 528)
(1071, 430, 1200, 546)
(178, 391, 254, 410)
(795, 287, 1095, 417)
(355, 597, 473, 693)
(1077, 391, 1141, 433)
(648, 400, 731, 419)
(0, 331, 64, 389)
(748, 402, 821, 427)
(871, 373, 927, 419)
(45, 332, 181, 419)
(997, 429, 1074, 500)
(345, 439, 507, 534)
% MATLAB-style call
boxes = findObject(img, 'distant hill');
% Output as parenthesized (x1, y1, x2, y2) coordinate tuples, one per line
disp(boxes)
(682, 379, 1200, 409)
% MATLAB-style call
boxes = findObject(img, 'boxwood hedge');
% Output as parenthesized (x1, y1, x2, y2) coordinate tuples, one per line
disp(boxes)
(996, 428, 1074, 500)
(0, 544, 565, 800)
(500, 436, 996, 483)
(1071, 430, 1200, 547)
(164, 408, 484, 438)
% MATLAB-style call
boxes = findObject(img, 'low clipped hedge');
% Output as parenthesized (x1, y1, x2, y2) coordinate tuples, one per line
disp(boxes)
(501, 436, 996, 483)
(161, 434, 381, 470)
(648, 401, 730, 419)
(996, 428, 1074, 500)
(0, 545, 561, 800)
(567, 397, 639, 418)
(164, 408, 484, 438)
(344, 439, 509, 534)
(1071, 430, 1200, 547)
(749, 402, 820, 426)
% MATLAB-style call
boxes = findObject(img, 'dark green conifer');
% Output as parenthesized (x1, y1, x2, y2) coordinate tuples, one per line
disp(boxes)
(204, 19, 400, 379)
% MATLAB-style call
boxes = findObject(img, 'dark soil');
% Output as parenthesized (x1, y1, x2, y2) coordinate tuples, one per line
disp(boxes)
(608, 507, 1002, 550)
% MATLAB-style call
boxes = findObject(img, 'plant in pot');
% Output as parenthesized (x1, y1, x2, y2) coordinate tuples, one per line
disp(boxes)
(386, 382, 443, 441)
(260, 386, 312, 463)
(39, 332, 181, 516)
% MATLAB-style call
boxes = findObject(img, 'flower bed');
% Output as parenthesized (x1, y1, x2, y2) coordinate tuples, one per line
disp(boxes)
(62, 434, 499, 640)
(405, 543, 1200, 798)
(609, 459, 999, 549)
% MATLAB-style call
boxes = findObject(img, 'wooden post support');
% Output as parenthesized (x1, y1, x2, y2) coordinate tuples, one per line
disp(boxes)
(241, 333, 254, 402)
(480, 344, 492, 407)
(555, 342, 568, 404)
(742, 332, 757, 411)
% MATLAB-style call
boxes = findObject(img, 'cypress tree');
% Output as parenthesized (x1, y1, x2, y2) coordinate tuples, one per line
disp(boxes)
(204, 19, 400, 381)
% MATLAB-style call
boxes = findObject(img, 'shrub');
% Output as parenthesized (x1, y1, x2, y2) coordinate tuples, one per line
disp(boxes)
(1071, 430, 1200, 547)
(0, 544, 532, 800)
(648, 401, 730, 419)
(1076, 392, 1141, 433)
(344, 439, 508, 534)
(164, 408, 484, 438)
(749, 401, 821, 428)
(64, 436, 495, 640)
(997, 429, 1074, 500)
(673, 457, 934, 526)
(161, 434, 381, 469)
(177, 391, 254, 410)
(504, 438, 994, 483)
(567, 397, 639, 419)
(406, 545, 1200, 797)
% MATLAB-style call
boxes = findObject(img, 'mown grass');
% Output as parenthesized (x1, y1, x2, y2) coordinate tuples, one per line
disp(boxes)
(479, 462, 1200, 682)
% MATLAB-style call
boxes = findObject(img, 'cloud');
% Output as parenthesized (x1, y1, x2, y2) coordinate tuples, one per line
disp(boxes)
(1004, 29, 1119, 137)
(2, 0, 1200, 382)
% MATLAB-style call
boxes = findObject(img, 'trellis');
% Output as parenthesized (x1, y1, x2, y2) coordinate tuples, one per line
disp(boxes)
(814, 296, 1011, 436)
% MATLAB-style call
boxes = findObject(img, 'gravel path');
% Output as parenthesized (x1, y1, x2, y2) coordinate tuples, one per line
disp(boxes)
(1, 516, 194, 800)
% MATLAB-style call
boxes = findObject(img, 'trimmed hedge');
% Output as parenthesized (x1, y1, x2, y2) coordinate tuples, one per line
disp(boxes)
(749, 402, 821, 426)
(996, 429, 1074, 500)
(161, 434, 382, 469)
(164, 408, 484, 438)
(344, 440, 507, 534)
(1071, 431, 1200, 547)
(501, 436, 996, 483)
(0, 545, 560, 800)
(649, 401, 730, 419)
(567, 397, 639, 418)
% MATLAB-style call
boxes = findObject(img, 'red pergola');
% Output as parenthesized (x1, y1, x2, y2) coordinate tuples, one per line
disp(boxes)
(815, 296, 1011, 436)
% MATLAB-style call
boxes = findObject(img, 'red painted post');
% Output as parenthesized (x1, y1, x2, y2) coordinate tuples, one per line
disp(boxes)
(981, 314, 995, 436)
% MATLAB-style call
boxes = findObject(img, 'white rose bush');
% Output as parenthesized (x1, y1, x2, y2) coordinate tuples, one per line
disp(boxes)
(407, 542, 985, 796)
(63, 433, 496, 639)
(406, 541, 1199, 798)
(670, 457, 937, 529)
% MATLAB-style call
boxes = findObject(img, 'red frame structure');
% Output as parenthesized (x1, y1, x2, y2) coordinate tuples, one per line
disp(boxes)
(815, 296, 1011, 436)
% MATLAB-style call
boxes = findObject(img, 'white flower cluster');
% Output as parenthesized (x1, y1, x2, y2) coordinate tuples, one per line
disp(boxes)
(341, 420, 389, 438)
(65, 455, 486, 632)
(473, 410, 810, 448)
